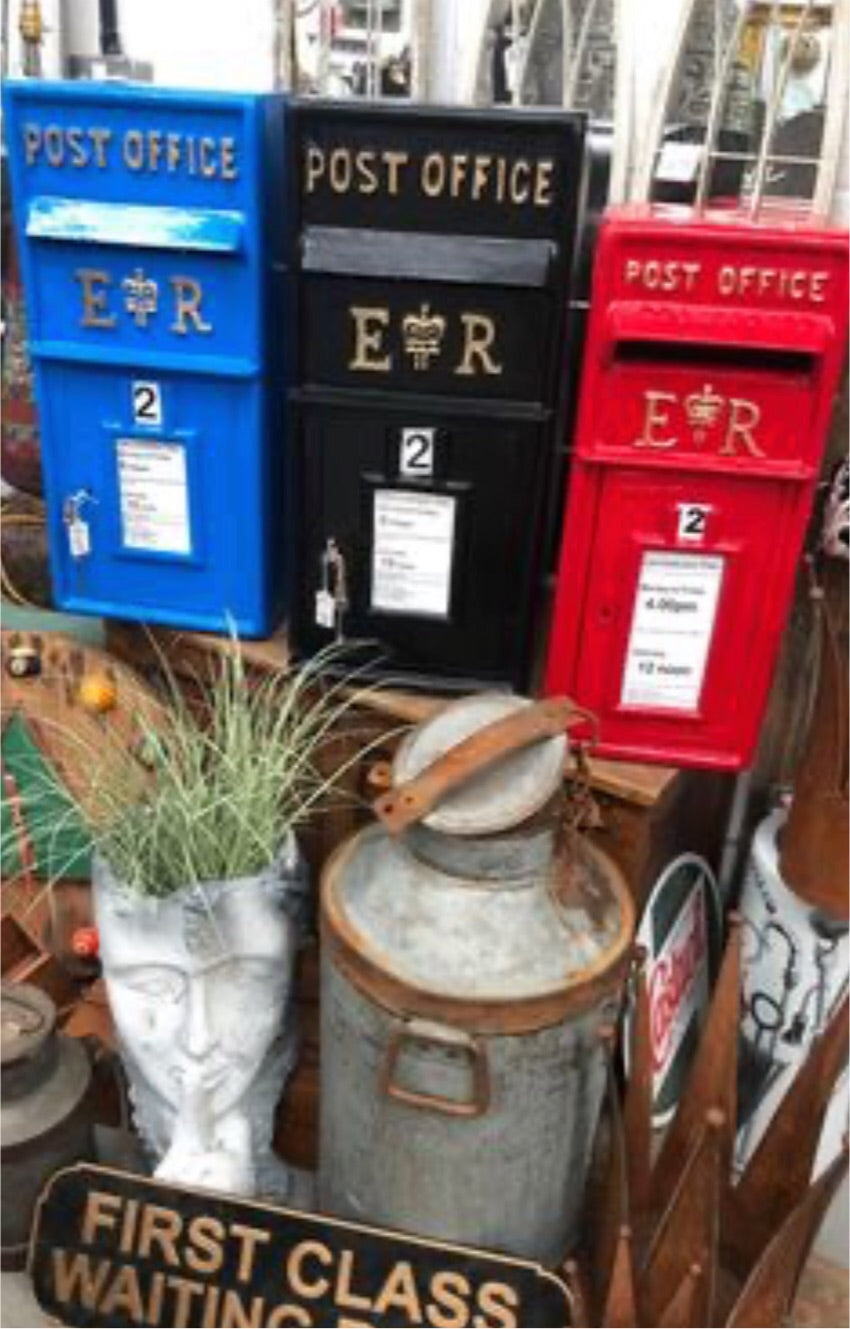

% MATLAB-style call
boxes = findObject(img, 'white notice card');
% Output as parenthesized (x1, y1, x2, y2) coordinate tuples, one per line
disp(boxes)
(117, 439, 191, 556)
(621, 552, 724, 711)
(371, 489, 456, 619)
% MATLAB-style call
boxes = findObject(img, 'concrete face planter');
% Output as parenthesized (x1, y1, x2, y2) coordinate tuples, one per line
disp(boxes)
(93, 840, 306, 1200)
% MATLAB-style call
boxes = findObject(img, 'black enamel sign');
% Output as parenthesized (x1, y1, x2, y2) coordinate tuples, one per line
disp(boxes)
(30, 1165, 573, 1328)
(290, 102, 585, 690)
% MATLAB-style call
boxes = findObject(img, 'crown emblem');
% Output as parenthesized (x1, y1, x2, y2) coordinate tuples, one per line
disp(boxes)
(685, 383, 725, 441)
(122, 268, 159, 328)
(402, 303, 447, 371)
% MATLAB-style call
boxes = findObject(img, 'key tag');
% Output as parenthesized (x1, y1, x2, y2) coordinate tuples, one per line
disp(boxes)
(315, 541, 336, 629)
(63, 492, 94, 561)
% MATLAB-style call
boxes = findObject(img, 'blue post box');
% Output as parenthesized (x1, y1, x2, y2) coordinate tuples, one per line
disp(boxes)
(3, 81, 287, 635)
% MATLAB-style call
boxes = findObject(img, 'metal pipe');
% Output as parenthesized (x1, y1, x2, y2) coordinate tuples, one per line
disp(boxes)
(564, 0, 599, 108)
(749, 0, 818, 218)
(694, 0, 752, 211)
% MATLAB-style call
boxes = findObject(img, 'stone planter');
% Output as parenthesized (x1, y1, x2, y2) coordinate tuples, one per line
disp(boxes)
(93, 839, 307, 1200)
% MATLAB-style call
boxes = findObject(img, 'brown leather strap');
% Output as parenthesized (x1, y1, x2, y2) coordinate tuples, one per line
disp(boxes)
(372, 696, 594, 835)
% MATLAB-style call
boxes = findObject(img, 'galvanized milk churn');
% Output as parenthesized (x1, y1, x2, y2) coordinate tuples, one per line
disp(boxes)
(1, 983, 93, 1268)
(319, 694, 635, 1265)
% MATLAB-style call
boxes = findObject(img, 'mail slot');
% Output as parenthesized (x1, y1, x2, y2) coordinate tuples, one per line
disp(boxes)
(3, 80, 287, 635)
(290, 101, 585, 688)
(545, 206, 849, 769)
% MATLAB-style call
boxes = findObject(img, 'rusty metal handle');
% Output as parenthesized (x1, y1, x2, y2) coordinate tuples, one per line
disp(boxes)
(373, 696, 593, 835)
(380, 1018, 490, 1119)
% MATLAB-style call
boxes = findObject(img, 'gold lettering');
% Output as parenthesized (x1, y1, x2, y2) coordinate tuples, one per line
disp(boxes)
(456, 312, 503, 377)
(373, 1261, 422, 1320)
(383, 149, 409, 195)
(219, 1288, 265, 1328)
(221, 136, 238, 179)
(136, 1204, 182, 1266)
(186, 1214, 225, 1275)
(721, 398, 764, 457)
(810, 270, 828, 302)
(286, 1239, 332, 1299)
(449, 153, 469, 198)
(510, 158, 532, 203)
(635, 390, 678, 449)
(80, 1191, 122, 1245)
(167, 133, 182, 171)
(717, 265, 737, 296)
(170, 276, 213, 335)
(355, 149, 379, 193)
(476, 1280, 520, 1327)
(349, 305, 391, 372)
(199, 136, 218, 177)
(51, 1250, 112, 1309)
(147, 1270, 166, 1322)
(202, 1285, 222, 1328)
(268, 1305, 313, 1327)
(335, 1248, 374, 1312)
(329, 148, 352, 193)
(123, 129, 144, 170)
(426, 1270, 472, 1328)
(100, 1263, 144, 1320)
(534, 158, 554, 207)
(89, 127, 112, 168)
(23, 123, 42, 165)
(148, 129, 163, 171)
(66, 127, 87, 167)
(230, 1222, 271, 1283)
(167, 1274, 206, 1328)
(421, 152, 446, 197)
(77, 268, 117, 329)
(118, 1198, 139, 1255)
(44, 126, 64, 166)
(305, 145, 325, 193)
(471, 155, 492, 200)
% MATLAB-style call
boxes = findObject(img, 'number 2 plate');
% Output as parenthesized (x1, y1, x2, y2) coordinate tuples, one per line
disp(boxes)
(399, 428, 435, 479)
(132, 380, 162, 427)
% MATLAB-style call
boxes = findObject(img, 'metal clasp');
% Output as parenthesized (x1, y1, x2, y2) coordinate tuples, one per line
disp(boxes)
(380, 1018, 490, 1119)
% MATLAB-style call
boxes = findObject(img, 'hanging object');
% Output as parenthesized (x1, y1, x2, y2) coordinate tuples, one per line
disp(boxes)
(319, 693, 634, 1265)
(779, 457, 849, 917)
(736, 806, 848, 1170)
(3, 80, 289, 636)
(628, 853, 722, 1125)
(1, 983, 93, 1270)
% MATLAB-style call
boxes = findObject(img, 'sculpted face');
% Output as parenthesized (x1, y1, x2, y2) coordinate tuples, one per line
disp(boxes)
(97, 879, 295, 1123)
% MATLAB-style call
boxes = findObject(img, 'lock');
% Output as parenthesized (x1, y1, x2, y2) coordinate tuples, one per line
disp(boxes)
(62, 490, 96, 561)
(315, 538, 349, 640)
(545, 207, 849, 770)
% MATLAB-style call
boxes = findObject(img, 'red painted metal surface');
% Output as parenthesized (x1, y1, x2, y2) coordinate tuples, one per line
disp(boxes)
(545, 204, 849, 769)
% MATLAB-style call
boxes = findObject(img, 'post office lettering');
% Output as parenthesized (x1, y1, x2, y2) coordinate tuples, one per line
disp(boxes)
(21, 122, 239, 178)
(622, 253, 830, 304)
(304, 145, 556, 208)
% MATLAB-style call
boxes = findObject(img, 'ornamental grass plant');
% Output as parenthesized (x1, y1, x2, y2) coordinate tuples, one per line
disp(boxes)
(13, 640, 389, 899)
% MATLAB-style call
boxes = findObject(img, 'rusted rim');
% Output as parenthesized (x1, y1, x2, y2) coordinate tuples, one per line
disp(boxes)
(320, 829, 636, 1035)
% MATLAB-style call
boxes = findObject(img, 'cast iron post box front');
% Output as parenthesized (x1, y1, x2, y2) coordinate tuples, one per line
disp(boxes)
(3, 81, 287, 635)
(290, 101, 585, 688)
(545, 205, 849, 770)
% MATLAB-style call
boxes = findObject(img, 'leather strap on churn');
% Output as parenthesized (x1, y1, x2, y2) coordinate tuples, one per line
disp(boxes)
(779, 553, 848, 919)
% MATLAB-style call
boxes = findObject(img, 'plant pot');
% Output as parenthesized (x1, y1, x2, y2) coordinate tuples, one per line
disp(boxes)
(92, 838, 308, 1200)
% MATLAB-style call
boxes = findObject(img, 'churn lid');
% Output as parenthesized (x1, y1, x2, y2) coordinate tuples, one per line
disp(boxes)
(391, 694, 567, 836)
(1, 982, 56, 1069)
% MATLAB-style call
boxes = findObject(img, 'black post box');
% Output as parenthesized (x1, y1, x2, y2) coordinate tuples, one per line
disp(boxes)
(290, 102, 585, 688)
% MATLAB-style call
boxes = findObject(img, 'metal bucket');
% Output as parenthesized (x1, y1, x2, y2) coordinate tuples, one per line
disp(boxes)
(319, 694, 635, 1266)
(1, 983, 93, 1269)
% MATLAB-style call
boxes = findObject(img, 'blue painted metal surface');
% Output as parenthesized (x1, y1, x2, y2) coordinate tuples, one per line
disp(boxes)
(3, 81, 288, 635)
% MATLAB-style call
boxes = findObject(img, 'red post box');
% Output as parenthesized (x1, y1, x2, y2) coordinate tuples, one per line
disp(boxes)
(545, 205, 849, 770)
